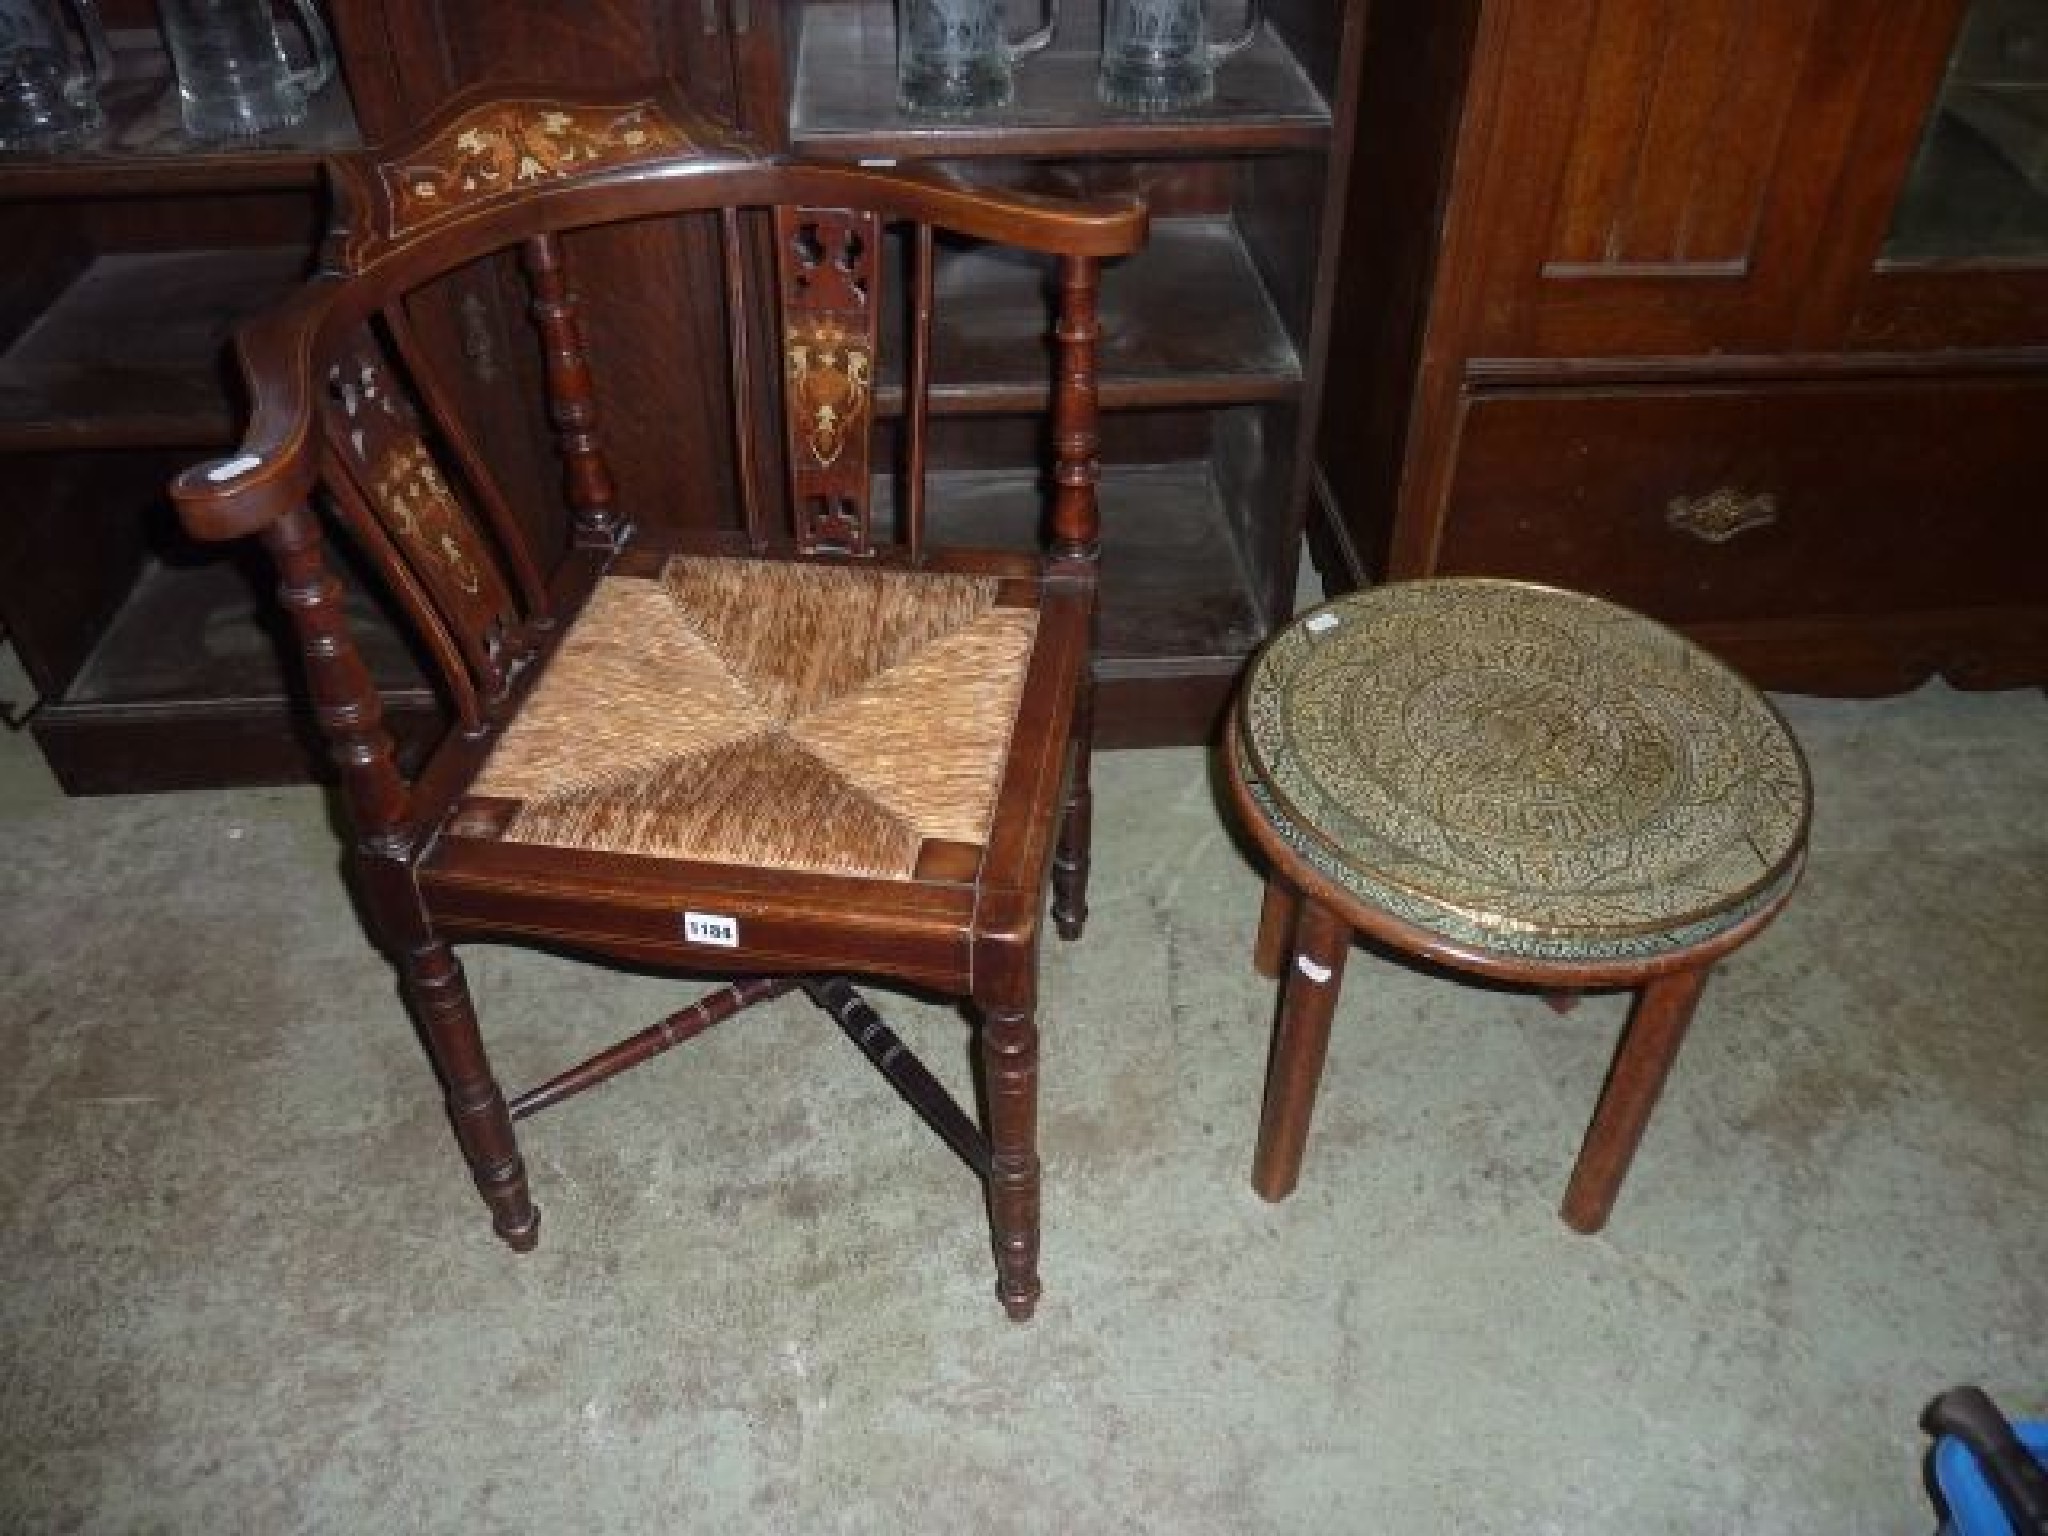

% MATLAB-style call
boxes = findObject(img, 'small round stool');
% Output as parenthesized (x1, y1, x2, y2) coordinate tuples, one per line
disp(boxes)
(1228, 578, 1812, 1232)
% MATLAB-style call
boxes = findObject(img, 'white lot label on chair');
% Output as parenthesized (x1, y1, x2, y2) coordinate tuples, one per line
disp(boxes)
(1295, 954, 1334, 984)
(1304, 612, 1340, 635)
(206, 454, 263, 482)
(683, 911, 740, 948)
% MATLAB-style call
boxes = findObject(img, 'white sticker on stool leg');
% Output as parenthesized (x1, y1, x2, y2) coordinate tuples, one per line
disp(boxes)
(206, 455, 263, 482)
(1295, 954, 1334, 984)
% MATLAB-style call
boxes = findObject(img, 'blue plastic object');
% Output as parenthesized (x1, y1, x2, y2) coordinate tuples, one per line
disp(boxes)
(1936, 1421, 2048, 1536)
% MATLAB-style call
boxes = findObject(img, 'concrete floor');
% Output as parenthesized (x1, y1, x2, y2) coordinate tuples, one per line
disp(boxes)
(2, 676, 2044, 1532)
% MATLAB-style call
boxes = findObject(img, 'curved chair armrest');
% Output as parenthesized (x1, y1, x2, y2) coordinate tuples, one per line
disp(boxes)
(169, 280, 339, 543)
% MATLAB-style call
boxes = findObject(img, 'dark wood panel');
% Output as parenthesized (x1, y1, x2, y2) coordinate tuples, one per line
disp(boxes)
(33, 693, 444, 794)
(1264, 0, 1348, 104)
(1447, 0, 1915, 359)
(870, 453, 1263, 743)
(336, 0, 727, 117)
(876, 217, 1301, 413)
(61, 547, 431, 707)
(1548, 0, 1813, 271)
(0, 453, 160, 697)
(1687, 607, 2048, 696)
(1092, 664, 1238, 748)
(66, 190, 325, 252)
(1312, 0, 1479, 588)
(1853, 268, 2048, 352)
(0, 247, 309, 450)
(1429, 376, 2048, 685)
(559, 214, 748, 532)
(31, 542, 444, 794)
(919, 461, 1267, 665)
(0, 211, 88, 353)
(1237, 152, 1327, 352)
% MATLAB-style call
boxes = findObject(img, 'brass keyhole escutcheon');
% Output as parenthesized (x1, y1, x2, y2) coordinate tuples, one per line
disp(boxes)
(1666, 488, 1779, 544)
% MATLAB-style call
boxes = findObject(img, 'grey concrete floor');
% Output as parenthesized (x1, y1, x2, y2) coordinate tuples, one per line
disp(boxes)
(2, 677, 2045, 1532)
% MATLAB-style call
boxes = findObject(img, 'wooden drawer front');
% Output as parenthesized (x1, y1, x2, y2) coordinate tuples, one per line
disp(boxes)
(1434, 376, 2048, 626)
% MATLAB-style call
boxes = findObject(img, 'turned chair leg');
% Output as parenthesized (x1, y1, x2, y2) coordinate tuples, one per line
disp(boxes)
(403, 939, 539, 1251)
(1560, 964, 1712, 1234)
(1251, 897, 1351, 1202)
(1053, 680, 1094, 941)
(976, 980, 1042, 1320)
(1253, 874, 1298, 980)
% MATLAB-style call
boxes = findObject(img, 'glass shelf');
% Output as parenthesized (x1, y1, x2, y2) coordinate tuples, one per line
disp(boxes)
(791, 4, 1330, 159)
(0, 31, 356, 196)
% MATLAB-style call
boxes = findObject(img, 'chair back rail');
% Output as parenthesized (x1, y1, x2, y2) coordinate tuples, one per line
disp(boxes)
(904, 222, 937, 565)
(718, 207, 769, 554)
(522, 230, 622, 550)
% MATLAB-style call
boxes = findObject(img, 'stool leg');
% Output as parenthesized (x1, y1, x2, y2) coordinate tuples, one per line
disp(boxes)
(1253, 875, 1298, 980)
(1252, 898, 1351, 1202)
(1560, 963, 1711, 1234)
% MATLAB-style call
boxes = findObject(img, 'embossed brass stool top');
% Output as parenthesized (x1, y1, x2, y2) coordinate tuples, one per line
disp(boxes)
(1239, 578, 1811, 953)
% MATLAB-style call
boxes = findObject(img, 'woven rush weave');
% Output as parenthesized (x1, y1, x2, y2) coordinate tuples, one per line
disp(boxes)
(468, 556, 1039, 878)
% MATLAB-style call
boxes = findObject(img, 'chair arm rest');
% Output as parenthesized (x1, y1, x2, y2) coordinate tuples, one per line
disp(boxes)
(169, 281, 336, 543)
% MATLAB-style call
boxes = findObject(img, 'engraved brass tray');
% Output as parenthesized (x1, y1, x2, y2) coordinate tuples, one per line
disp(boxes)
(1239, 580, 1811, 940)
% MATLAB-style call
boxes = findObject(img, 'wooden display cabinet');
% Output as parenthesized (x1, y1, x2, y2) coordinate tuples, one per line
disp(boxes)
(780, 0, 1367, 742)
(332, 0, 1368, 747)
(1318, 0, 2048, 694)
(3, 0, 1369, 790)
(0, 16, 447, 792)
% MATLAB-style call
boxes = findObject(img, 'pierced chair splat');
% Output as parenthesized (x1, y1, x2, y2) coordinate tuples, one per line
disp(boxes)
(171, 83, 1147, 1320)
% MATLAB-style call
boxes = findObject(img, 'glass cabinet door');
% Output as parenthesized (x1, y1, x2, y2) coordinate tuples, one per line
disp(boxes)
(1886, 0, 2048, 264)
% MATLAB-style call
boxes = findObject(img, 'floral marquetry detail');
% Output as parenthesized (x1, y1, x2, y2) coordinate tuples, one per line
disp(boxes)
(374, 441, 486, 595)
(315, 335, 522, 705)
(786, 323, 873, 470)
(774, 205, 882, 555)
(374, 99, 691, 242)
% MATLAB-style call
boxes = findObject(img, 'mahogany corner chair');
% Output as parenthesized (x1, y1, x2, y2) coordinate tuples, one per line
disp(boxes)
(170, 84, 1147, 1320)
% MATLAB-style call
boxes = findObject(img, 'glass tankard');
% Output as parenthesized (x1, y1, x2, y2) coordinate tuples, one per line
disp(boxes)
(897, 0, 1059, 116)
(1098, 0, 1261, 110)
(0, 0, 110, 152)
(157, 0, 335, 140)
